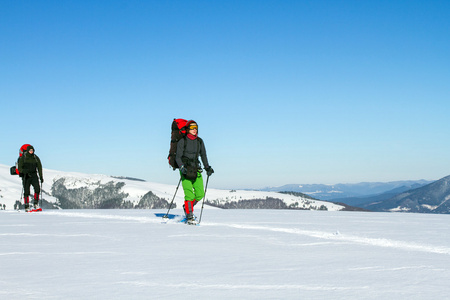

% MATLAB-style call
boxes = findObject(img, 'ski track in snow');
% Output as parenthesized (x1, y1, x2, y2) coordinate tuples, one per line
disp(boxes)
(0, 251, 118, 256)
(0, 233, 108, 238)
(39, 210, 450, 256)
(211, 223, 450, 255)
(117, 281, 370, 291)
(44, 210, 161, 224)
(348, 265, 446, 272)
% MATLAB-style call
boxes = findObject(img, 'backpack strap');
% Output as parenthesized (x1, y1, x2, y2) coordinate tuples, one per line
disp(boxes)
(195, 137, 203, 170)
(181, 137, 203, 169)
(197, 137, 203, 156)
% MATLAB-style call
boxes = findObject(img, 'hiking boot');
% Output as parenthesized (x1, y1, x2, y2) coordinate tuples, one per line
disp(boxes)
(187, 217, 198, 225)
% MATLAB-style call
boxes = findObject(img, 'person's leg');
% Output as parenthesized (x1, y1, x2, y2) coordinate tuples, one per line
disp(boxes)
(192, 172, 205, 203)
(182, 177, 195, 218)
(23, 176, 31, 210)
(31, 176, 40, 207)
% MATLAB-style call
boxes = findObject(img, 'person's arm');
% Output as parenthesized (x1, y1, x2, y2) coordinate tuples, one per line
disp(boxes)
(199, 139, 213, 176)
(18, 156, 24, 174)
(36, 156, 44, 182)
(176, 138, 185, 168)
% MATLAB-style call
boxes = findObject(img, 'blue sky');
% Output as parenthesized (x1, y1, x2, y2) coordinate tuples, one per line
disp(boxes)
(1, 0, 449, 189)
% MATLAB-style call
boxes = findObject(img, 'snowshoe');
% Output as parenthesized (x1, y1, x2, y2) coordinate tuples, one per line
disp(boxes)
(187, 219, 198, 225)
(186, 215, 198, 225)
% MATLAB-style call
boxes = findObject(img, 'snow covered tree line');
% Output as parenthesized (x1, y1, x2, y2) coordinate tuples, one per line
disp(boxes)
(206, 197, 328, 210)
(38, 179, 327, 210)
(1, 169, 339, 211)
(50, 178, 174, 209)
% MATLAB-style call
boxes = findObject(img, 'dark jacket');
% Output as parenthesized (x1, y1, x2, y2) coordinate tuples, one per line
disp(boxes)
(176, 137, 210, 170)
(18, 146, 43, 179)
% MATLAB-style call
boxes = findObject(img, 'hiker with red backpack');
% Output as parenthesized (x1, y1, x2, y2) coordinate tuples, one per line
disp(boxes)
(17, 145, 44, 212)
(173, 120, 213, 224)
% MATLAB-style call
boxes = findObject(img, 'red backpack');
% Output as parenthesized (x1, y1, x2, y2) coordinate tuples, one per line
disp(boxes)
(168, 119, 189, 169)
(10, 144, 31, 175)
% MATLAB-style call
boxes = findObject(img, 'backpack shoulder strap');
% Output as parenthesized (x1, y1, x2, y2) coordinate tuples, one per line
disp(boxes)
(196, 137, 203, 158)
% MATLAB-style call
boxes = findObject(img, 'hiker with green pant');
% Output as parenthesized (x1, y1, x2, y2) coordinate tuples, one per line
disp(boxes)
(175, 120, 214, 223)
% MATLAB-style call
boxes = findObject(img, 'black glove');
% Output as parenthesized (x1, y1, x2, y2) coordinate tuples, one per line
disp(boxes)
(180, 165, 187, 175)
(205, 166, 214, 176)
(40, 178, 44, 183)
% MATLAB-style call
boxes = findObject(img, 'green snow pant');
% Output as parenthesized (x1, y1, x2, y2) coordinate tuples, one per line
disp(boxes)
(181, 171, 205, 202)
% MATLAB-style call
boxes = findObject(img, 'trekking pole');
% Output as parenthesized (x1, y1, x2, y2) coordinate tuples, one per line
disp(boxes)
(40, 180, 43, 209)
(20, 186, 24, 211)
(163, 178, 182, 219)
(198, 175, 210, 224)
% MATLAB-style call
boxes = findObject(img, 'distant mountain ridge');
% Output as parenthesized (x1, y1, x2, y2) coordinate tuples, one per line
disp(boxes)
(262, 180, 432, 200)
(330, 184, 427, 207)
(4, 163, 447, 213)
(363, 175, 450, 213)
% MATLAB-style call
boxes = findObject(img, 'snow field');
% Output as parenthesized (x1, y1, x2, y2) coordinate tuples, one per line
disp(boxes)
(1, 209, 450, 299)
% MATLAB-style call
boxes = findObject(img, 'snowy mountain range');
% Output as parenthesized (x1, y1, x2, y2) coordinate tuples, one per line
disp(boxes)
(264, 176, 450, 214)
(262, 180, 432, 200)
(0, 164, 345, 212)
(362, 175, 450, 213)
(330, 184, 428, 207)
(4, 163, 448, 214)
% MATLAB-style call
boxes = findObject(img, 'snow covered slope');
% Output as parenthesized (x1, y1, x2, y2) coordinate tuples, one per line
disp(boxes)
(364, 175, 450, 213)
(1, 209, 449, 299)
(0, 164, 343, 211)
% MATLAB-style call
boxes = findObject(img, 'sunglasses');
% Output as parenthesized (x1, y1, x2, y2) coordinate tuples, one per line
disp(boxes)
(189, 125, 198, 130)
